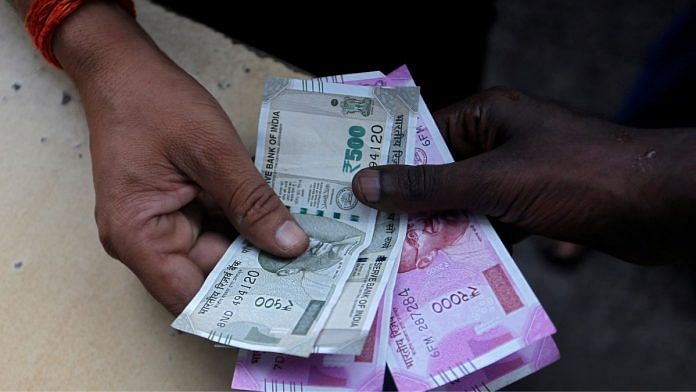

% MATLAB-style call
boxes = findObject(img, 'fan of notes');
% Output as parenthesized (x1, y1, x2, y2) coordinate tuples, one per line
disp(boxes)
(172, 66, 559, 392)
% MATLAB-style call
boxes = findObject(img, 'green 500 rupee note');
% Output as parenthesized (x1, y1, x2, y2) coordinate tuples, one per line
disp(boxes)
(172, 78, 419, 357)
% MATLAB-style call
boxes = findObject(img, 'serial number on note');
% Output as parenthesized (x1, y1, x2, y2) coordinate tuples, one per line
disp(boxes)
(231, 270, 260, 306)
(397, 287, 440, 358)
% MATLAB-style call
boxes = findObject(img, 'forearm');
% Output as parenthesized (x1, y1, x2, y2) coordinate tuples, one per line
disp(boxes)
(10, 0, 171, 88)
(54, 2, 165, 82)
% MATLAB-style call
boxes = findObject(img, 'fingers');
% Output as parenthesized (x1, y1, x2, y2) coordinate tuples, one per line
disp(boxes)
(118, 210, 231, 314)
(352, 153, 512, 216)
(188, 231, 231, 274)
(433, 87, 530, 160)
(182, 201, 232, 274)
(129, 252, 205, 315)
(112, 199, 234, 315)
(434, 86, 605, 163)
(169, 115, 308, 259)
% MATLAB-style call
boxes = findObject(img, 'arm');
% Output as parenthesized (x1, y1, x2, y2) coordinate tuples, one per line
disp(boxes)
(352, 88, 696, 265)
(11, 0, 309, 313)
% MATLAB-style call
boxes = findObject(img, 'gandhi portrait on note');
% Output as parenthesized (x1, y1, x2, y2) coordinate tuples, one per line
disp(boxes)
(258, 213, 365, 277)
(399, 214, 471, 273)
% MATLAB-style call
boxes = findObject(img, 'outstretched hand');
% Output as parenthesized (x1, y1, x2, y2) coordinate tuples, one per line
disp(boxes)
(352, 88, 695, 265)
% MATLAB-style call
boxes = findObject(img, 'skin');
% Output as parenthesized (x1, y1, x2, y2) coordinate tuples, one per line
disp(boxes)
(12, 0, 309, 314)
(353, 88, 696, 265)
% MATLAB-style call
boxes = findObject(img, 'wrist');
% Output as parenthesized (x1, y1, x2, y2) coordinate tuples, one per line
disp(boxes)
(608, 127, 695, 263)
(52, 1, 166, 86)
(642, 128, 696, 222)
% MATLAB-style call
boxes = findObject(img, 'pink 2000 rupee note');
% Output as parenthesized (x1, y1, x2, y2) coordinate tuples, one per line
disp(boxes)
(378, 66, 557, 391)
(434, 336, 559, 391)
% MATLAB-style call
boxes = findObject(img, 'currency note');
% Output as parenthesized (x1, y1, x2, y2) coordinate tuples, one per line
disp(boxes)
(229, 67, 557, 390)
(315, 71, 387, 85)
(312, 73, 417, 354)
(173, 79, 418, 357)
(231, 260, 399, 392)
(434, 336, 559, 392)
(375, 66, 557, 391)
(229, 70, 416, 388)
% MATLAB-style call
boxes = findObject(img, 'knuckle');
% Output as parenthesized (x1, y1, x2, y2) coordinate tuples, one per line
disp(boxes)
(396, 166, 436, 201)
(163, 300, 187, 316)
(481, 86, 524, 102)
(94, 205, 119, 258)
(458, 87, 527, 150)
(226, 181, 281, 228)
(94, 198, 146, 261)
(461, 87, 521, 116)
(174, 130, 226, 174)
(167, 113, 238, 174)
(466, 87, 525, 119)
(154, 270, 188, 314)
(440, 87, 525, 126)
(143, 257, 191, 315)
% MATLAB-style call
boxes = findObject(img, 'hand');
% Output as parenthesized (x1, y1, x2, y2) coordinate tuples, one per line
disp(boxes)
(53, 2, 308, 314)
(352, 87, 695, 265)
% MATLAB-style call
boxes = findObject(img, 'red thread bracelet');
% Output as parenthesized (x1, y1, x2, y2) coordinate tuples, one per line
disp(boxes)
(25, 0, 136, 69)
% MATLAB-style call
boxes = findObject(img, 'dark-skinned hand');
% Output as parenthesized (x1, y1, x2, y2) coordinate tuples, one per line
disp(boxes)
(352, 88, 695, 265)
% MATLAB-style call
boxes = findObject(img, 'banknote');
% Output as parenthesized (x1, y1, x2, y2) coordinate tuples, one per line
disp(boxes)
(231, 260, 399, 392)
(312, 209, 405, 355)
(172, 79, 419, 357)
(434, 336, 559, 391)
(229, 70, 415, 389)
(315, 71, 387, 86)
(228, 67, 557, 389)
(311, 74, 417, 355)
(374, 66, 557, 391)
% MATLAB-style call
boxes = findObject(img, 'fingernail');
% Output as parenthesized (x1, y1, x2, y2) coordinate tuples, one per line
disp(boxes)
(357, 170, 380, 203)
(275, 220, 307, 251)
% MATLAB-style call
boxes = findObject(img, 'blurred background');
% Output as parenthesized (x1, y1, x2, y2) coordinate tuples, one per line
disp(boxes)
(156, 1, 696, 389)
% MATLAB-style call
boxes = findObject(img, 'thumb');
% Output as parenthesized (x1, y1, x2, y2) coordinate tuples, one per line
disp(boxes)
(170, 129, 309, 258)
(351, 156, 512, 216)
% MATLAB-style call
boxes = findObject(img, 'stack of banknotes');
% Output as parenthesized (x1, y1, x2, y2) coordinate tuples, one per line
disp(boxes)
(172, 65, 560, 392)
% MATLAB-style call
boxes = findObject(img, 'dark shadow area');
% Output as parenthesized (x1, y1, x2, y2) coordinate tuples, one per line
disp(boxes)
(151, 2, 495, 111)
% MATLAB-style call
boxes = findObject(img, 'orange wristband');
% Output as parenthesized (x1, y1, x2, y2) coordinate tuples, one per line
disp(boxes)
(25, 0, 136, 69)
